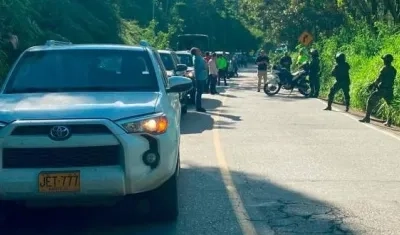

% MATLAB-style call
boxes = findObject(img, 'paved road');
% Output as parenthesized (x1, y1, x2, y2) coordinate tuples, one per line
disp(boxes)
(4, 68, 400, 234)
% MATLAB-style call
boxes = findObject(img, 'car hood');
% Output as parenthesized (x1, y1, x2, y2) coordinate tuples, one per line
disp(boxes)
(0, 92, 160, 122)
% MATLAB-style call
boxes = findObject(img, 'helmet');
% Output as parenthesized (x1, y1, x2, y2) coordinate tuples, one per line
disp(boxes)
(310, 49, 319, 57)
(382, 54, 394, 63)
(335, 52, 345, 62)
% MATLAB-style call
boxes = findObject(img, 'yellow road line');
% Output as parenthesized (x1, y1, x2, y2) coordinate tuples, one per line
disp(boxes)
(212, 92, 258, 235)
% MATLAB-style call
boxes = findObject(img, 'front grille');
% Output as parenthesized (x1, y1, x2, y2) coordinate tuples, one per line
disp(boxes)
(2, 146, 120, 168)
(11, 124, 112, 136)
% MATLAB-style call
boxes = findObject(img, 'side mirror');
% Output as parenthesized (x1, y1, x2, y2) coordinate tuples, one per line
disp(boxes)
(167, 76, 193, 93)
(176, 64, 188, 72)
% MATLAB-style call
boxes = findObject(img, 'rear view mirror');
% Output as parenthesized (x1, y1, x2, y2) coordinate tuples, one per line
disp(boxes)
(167, 76, 193, 93)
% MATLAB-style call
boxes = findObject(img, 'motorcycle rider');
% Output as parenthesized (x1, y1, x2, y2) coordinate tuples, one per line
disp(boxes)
(280, 52, 292, 71)
(324, 52, 351, 111)
(359, 54, 397, 126)
(309, 49, 320, 98)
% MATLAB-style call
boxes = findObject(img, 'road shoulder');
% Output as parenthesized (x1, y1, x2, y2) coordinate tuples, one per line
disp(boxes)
(319, 98, 400, 136)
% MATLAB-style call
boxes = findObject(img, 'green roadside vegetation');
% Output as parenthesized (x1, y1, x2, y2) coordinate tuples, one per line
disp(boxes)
(1, 0, 400, 124)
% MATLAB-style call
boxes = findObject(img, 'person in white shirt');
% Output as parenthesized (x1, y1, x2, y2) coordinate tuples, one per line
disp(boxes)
(208, 53, 219, 95)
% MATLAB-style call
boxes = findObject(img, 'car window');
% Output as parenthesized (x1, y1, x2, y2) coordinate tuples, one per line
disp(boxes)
(4, 49, 158, 93)
(159, 52, 176, 71)
(177, 54, 193, 67)
(171, 52, 180, 65)
(153, 51, 169, 87)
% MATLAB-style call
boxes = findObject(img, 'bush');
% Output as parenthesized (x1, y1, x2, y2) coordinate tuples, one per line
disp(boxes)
(315, 20, 400, 125)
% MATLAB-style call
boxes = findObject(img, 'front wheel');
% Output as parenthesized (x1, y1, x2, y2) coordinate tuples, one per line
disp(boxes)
(298, 80, 311, 97)
(263, 82, 282, 96)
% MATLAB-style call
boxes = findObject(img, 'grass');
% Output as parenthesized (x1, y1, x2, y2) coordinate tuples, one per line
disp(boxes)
(293, 20, 400, 125)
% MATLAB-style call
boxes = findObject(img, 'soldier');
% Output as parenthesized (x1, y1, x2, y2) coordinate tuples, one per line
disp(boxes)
(359, 54, 397, 126)
(309, 49, 320, 98)
(324, 53, 351, 111)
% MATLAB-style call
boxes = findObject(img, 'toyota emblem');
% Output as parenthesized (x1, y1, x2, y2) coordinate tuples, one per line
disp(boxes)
(49, 126, 71, 141)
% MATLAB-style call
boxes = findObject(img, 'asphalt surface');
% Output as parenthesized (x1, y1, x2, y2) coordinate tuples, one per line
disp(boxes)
(4, 67, 400, 235)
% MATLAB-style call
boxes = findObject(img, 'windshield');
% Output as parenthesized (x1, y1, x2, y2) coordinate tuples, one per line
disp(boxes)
(177, 54, 193, 67)
(3, 49, 158, 93)
(159, 52, 176, 71)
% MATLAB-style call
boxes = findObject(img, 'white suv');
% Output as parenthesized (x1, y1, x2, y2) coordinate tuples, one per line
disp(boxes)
(0, 40, 192, 222)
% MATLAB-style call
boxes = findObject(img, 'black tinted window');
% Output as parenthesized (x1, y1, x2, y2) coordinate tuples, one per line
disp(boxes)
(4, 49, 159, 93)
(177, 54, 193, 67)
(159, 53, 176, 71)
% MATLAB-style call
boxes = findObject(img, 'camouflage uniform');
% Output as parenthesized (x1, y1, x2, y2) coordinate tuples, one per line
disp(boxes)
(359, 54, 397, 126)
(309, 49, 320, 98)
(324, 53, 351, 111)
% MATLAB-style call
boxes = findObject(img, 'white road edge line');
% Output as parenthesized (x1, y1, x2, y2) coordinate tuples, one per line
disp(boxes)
(317, 99, 400, 141)
(212, 90, 261, 235)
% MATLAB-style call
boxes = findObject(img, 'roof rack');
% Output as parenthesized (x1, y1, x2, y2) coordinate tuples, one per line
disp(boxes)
(139, 40, 151, 47)
(45, 40, 72, 46)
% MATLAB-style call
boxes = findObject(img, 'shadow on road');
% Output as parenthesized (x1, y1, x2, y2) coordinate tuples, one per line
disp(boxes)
(265, 93, 309, 101)
(180, 112, 214, 134)
(2, 166, 358, 234)
(181, 96, 242, 134)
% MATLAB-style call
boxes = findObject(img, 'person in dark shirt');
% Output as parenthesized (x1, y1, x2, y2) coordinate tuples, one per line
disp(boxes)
(359, 54, 397, 126)
(1, 32, 20, 65)
(279, 52, 292, 71)
(324, 52, 351, 111)
(256, 50, 269, 92)
(308, 49, 320, 98)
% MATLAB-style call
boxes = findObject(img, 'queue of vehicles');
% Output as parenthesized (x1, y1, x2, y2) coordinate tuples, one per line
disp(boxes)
(0, 33, 250, 225)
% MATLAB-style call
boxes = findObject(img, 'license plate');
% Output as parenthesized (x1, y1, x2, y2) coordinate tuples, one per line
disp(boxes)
(38, 171, 80, 193)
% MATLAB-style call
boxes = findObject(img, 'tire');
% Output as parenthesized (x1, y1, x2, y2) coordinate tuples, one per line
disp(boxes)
(263, 83, 282, 96)
(149, 158, 179, 221)
(114, 156, 179, 223)
(0, 201, 18, 229)
(181, 105, 187, 115)
(298, 80, 311, 97)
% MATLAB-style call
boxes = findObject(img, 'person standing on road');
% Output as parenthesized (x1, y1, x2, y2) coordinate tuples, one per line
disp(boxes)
(324, 53, 351, 112)
(256, 50, 269, 92)
(309, 49, 321, 98)
(216, 54, 228, 86)
(204, 52, 211, 93)
(359, 54, 397, 126)
(208, 53, 219, 95)
(191, 47, 207, 112)
(231, 55, 239, 77)
(1, 32, 19, 65)
(223, 52, 230, 80)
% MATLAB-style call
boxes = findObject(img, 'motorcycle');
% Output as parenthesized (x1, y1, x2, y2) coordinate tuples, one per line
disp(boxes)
(263, 62, 311, 97)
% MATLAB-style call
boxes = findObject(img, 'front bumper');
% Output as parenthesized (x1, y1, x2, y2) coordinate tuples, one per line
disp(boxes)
(0, 119, 178, 204)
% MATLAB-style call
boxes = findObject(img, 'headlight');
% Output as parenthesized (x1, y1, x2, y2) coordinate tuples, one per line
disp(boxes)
(186, 71, 194, 78)
(120, 115, 168, 134)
